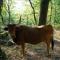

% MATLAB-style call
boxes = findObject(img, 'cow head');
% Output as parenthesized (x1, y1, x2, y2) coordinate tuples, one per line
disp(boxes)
(4, 24, 16, 38)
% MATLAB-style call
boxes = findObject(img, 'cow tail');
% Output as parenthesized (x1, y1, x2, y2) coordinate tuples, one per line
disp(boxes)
(51, 35, 54, 50)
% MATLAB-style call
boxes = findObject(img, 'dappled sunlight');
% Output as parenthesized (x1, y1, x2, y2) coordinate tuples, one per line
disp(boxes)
(54, 30, 60, 40)
(13, 0, 25, 15)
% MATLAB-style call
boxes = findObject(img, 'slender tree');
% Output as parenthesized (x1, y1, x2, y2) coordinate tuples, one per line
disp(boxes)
(18, 15, 22, 24)
(29, 0, 37, 25)
(0, 0, 3, 49)
(7, 0, 11, 24)
(48, 0, 53, 25)
(0, 0, 5, 24)
(0, 0, 3, 15)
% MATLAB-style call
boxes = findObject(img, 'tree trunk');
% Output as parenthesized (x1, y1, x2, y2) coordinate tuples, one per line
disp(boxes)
(0, 13, 5, 25)
(18, 15, 21, 24)
(0, 0, 5, 25)
(0, 0, 3, 15)
(39, 0, 50, 25)
(7, 0, 12, 24)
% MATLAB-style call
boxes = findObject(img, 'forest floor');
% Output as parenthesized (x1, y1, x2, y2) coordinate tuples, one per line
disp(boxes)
(0, 30, 60, 60)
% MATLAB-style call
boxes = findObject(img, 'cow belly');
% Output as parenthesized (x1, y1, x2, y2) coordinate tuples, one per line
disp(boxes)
(24, 34, 42, 44)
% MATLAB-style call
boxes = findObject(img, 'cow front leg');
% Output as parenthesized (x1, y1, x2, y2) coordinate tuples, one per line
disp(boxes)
(47, 43, 49, 55)
(21, 43, 25, 56)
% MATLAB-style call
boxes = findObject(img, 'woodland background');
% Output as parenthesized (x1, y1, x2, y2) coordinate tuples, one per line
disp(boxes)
(0, 0, 60, 60)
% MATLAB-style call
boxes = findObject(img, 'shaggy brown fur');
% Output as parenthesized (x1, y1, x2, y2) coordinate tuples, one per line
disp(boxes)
(4, 24, 54, 56)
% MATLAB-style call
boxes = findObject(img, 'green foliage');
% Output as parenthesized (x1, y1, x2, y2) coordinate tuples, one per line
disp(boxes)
(0, 0, 60, 30)
(47, 0, 60, 29)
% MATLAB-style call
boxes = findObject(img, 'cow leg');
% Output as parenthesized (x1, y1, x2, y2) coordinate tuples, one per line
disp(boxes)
(21, 43, 25, 56)
(47, 43, 49, 55)
(46, 42, 50, 55)
(46, 41, 52, 57)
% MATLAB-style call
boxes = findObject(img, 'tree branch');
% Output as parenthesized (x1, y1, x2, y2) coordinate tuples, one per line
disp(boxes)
(29, 0, 37, 25)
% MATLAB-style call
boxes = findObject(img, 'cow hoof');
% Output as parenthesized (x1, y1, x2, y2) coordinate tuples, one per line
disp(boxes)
(46, 54, 51, 58)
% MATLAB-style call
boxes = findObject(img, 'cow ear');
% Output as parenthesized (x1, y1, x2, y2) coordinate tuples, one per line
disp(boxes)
(4, 27, 8, 31)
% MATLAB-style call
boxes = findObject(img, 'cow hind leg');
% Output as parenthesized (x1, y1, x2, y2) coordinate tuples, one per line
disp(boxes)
(46, 42, 50, 55)
(51, 36, 54, 50)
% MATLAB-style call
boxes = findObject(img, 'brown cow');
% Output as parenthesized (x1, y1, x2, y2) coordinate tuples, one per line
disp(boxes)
(4, 24, 54, 56)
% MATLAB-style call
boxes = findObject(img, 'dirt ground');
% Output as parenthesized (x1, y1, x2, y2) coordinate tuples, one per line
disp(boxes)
(0, 39, 60, 60)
